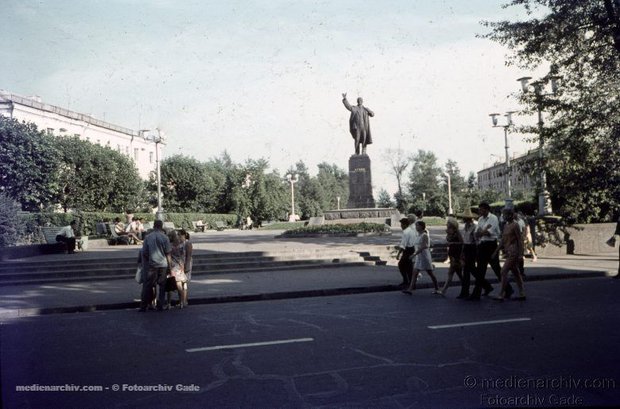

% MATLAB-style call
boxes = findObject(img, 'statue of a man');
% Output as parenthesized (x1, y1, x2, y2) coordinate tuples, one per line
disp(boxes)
(342, 92, 374, 155)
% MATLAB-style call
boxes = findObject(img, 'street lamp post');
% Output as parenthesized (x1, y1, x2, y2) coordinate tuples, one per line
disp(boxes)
(286, 174, 299, 222)
(446, 173, 453, 215)
(489, 111, 516, 208)
(517, 75, 559, 216)
(142, 128, 166, 221)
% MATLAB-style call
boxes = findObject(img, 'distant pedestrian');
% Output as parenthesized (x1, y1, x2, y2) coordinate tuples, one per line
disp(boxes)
(493, 208, 526, 300)
(437, 218, 464, 296)
(139, 220, 172, 312)
(179, 229, 193, 307)
(395, 217, 416, 288)
(55, 220, 78, 254)
(457, 208, 478, 299)
(607, 214, 620, 279)
(403, 220, 439, 294)
(520, 212, 538, 262)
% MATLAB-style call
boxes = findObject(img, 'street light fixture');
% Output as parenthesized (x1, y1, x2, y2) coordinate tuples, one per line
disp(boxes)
(142, 128, 166, 221)
(517, 73, 559, 216)
(286, 173, 299, 222)
(489, 111, 517, 208)
(445, 173, 453, 215)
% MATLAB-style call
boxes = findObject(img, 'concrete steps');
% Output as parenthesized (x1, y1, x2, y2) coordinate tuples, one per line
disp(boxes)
(0, 248, 389, 286)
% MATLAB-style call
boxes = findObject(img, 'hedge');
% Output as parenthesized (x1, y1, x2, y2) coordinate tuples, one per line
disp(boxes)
(17, 212, 238, 243)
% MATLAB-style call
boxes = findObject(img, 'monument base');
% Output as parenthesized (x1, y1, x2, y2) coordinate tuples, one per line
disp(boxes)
(323, 208, 401, 226)
(347, 154, 375, 209)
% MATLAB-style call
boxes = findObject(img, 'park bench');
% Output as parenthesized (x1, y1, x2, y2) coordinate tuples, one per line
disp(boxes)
(40, 226, 88, 252)
(108, 223, 130, 245)
(214, 221, 226, 231)
(41, 226, 62, 245)
(192, 220, 207, 232)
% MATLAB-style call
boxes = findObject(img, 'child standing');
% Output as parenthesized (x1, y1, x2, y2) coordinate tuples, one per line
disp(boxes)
(403, 220, 439, 294)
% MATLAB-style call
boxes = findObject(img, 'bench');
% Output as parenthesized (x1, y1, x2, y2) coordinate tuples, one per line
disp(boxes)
(108, 223, 130, 245)
(40, 226, 62, 245)
(214, 221, 226, 231)
(192, 220, 207, 232)
(40, 226, 88, 252)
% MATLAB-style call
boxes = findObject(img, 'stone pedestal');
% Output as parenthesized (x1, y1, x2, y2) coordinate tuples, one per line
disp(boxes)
(347, 154, 375, 209)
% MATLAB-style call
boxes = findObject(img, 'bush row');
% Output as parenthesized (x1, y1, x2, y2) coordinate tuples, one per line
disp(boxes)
(18, 212, 238, 243)
(282, 222, 390, 236)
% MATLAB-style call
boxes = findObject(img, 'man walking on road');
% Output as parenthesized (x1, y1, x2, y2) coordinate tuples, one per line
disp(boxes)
(140, 220, 172, 311)
(469, 202, 513, 300)
(396, 217, 417, 288)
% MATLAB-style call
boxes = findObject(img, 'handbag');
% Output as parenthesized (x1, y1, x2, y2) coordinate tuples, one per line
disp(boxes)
(135, 266, 143, 284)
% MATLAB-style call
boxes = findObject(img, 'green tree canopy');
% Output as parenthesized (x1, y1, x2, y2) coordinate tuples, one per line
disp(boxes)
(407, 150, 445, 216)
(481, 0, 620, 221)
(0, 117, 60, 210)
(55, 136, 144, 212)
(157, 154, 214, 212)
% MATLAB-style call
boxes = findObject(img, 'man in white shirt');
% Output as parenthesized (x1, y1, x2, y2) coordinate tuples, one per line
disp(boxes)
(396, 217, 417, 287)
(469, 202, 514, 300)
(458, 208, 478, 299)
(55, 220, 78, 254)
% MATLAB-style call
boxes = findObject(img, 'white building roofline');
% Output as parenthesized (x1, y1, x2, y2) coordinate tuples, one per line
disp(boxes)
(0, 90, 136, 137)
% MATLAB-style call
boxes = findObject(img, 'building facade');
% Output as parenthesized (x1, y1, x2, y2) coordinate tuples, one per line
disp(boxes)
(477, 151, 536, 198)
(0, 90, 160, 179)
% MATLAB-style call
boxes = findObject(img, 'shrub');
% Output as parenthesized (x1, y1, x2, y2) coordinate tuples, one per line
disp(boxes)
(281, 222, 389, 237)
(0, 193, 25, 247)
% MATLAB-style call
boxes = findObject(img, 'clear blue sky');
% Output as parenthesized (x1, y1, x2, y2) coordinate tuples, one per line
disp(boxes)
(1, 0, 543, 196)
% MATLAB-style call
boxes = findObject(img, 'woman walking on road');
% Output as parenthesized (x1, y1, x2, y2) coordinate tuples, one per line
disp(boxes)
(403, 220, 439, 294)
(437, 218, 464, 296)
(493, 208, 526, 301)
(179, 229, 193, 306)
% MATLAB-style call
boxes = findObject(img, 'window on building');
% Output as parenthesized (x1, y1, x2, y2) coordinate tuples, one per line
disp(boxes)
(117, 144, 121, 152)
(46, 128, 54, 135)
(149, 152, 154, 164)
(134, 148, 139, 161)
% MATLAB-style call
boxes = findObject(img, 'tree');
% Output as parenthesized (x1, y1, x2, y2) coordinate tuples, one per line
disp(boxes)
(156, 155, 214, 212)
(0, 193, 25, 247)
(242, 159, 288, 224)
(383, 145, 410, 212)
(0, 117, 60, 210)
(316, 163, 348, 212)
(55, 136, 144, 212)
(481, 0, 620, 221)
(376, 189, 395, 208)
(442, 160, 468, 214)
(407, 150, 445, 216)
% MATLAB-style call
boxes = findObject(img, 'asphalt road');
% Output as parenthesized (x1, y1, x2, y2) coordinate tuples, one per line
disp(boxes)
(2, 277, 619, 409)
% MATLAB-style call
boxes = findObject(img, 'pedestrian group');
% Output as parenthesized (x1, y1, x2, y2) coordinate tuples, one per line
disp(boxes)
(138, 219, 193, 312)
(397, 202, 529, 301)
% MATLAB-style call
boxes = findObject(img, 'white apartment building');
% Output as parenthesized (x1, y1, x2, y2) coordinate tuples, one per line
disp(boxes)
(0, 90, 160, 179)
(477, 151, 536, 197)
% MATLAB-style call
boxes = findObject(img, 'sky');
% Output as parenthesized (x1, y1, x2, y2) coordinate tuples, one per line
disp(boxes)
(1, 0, 547, 198)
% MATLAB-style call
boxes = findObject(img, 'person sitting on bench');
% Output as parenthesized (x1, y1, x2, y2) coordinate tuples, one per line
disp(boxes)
(56, 220, 78, 254)
(114, 217, 142, 244)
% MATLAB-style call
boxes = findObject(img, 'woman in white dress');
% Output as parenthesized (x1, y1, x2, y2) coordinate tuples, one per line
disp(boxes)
(403, 220, 439, 294)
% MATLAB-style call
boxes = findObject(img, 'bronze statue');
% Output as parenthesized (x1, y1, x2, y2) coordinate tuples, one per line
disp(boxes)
(342, 93, 374, 155)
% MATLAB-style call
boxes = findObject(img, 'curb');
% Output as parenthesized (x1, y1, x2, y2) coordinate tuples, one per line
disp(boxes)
(0, 270, 610, 320)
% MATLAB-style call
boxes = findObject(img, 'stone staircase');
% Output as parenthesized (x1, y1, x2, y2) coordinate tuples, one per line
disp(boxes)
(0, 248, 393, 286)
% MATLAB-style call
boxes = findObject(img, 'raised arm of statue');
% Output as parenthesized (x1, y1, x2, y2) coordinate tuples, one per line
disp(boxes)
(342, 93, 352, 111)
